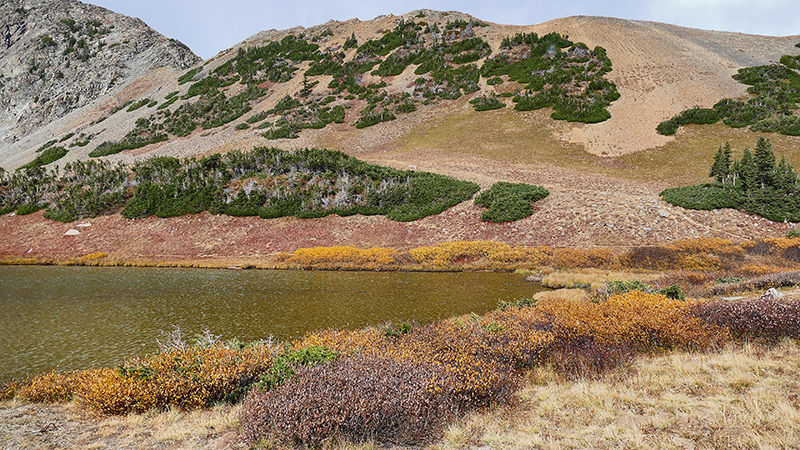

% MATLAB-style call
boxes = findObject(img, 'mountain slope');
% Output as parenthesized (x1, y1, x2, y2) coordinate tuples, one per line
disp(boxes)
(3, 10, 796, 173)
(0, 0, 200, 164)
(2, 10, 800, 262)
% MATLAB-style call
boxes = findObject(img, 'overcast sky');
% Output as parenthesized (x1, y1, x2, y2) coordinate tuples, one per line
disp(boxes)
(87, 0, 800, 60)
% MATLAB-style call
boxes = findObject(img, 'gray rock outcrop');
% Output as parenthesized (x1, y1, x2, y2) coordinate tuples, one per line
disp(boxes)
(0, 0, 201, 146)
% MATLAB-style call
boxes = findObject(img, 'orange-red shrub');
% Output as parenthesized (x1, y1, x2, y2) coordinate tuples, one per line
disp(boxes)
(531, 291, 728, 351)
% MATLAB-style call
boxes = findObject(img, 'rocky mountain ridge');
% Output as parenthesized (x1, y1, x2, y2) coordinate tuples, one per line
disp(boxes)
(0, 0, 200, 153)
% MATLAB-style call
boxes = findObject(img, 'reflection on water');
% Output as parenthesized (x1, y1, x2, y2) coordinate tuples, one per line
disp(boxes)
(0, 265, 545, 379)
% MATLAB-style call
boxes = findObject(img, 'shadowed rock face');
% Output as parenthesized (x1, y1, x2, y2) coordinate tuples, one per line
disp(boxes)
(0, 0, 201, 145)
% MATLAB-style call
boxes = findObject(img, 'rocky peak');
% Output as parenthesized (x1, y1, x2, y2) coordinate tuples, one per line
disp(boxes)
(0, 0, 201, 145)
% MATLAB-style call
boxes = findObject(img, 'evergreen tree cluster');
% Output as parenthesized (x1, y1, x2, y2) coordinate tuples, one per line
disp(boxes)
(661, 137, 800, 222)
(1, 148, 479, 223)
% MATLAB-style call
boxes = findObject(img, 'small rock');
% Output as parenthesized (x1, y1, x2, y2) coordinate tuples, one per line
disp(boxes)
(759, 288, 785, 301)
(64, 229, 81, 236)
(658, 209, 670, 218)
(76, 222, 91, 227)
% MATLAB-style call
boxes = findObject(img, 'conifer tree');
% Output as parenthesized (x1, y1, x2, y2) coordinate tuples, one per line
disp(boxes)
(754, 136, 776, 188)
(775, 155, 798, 193)
(343, 33, 357, 50)
(738, 148, 757, 192)
(709, 142, 732, 184)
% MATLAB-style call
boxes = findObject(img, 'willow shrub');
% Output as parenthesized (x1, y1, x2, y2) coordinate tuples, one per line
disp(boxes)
(532, 291, 729, 351)
(692, 296, 800, 342)
(239, 356, 460, 447)
(278, 246, 398, 269)
(407, 240, 552, 268)
(3, 345, 276, 414)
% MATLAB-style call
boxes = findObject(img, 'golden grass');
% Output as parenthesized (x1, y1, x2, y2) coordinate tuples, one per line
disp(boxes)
(437, 340, 800, 450)
(397, 105, 800, 188)
(396, 101, 584, 168)
(105, 403, 241, 445)
(532, 288, 589, 303)
(540, 269, 660, 289)
(0, 401, 243, 450)
(620, 123, 800, 186)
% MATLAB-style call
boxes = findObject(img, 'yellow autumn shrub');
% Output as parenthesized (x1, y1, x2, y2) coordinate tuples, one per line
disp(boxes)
(553, 247, 617, 269)
(80, 252, 108, 261)
(534, 291, 728, 351)
(283, 246, 398, 269)
(16, 370, 80, 403)
(407, 241, 551, 268)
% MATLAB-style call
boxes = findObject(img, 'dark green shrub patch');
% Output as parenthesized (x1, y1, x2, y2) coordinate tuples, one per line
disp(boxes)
(21, 146, 68, 169)
(475, 182, 549, 222)
(604, 280, 685, 301)
(44, 160, 128, 222)
(355, 108, 396, 128)
(177, 67, 201, 85)
(0, 166, 59, 216)
(104, 20, 618, 145)
(126, 98, 150, 112)
(481, 35, 618, 123)
(487, 76, 503, 85)
(156, 96, 178, 110)
(656, 107, 720, 135)
(3, 147, 479, 222)
(661, 138, 800, 222)
(90, 117, 168, 157)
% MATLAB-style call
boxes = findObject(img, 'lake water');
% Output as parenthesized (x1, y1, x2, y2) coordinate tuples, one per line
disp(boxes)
(0, 266, 545, 379)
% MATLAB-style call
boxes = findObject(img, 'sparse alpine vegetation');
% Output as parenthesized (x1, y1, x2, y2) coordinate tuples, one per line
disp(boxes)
(658, 52, 800, 136)
(91, 16, 619, 154)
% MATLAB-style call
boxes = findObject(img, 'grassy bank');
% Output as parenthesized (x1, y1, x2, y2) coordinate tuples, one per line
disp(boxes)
(4, 340, 799, 449)
(5, 236, 800, 285)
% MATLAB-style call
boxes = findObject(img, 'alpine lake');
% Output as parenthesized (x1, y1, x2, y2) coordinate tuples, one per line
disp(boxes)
(0, 265, 546, 379)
